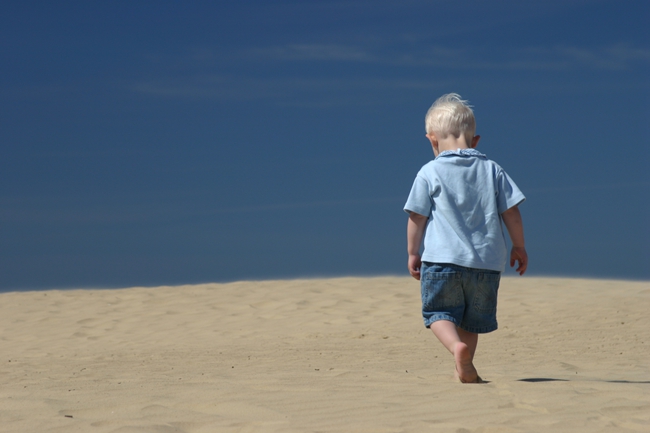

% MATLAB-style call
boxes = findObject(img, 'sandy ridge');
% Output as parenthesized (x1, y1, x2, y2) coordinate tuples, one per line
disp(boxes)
(1, 276, 648, 432)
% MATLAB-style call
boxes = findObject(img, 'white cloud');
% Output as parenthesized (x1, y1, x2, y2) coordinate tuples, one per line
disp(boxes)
(132, 75, 284, 100)
(132, 73, 449, 104)
(130, 42, 649, 103)
(244, 41, 650, 71)
(249, 43, 376, 62)
(552, 44, 647, 70)
(505, 44, 650, 71)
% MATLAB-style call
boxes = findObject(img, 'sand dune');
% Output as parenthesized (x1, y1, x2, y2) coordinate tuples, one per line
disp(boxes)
(1, 276, 648, 432)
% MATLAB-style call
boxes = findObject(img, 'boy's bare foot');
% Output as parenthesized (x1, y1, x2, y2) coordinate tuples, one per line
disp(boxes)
(454, 342, 479, 383)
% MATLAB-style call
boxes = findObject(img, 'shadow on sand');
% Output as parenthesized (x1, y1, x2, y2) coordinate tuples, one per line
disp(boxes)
(518, 378, 650, 384)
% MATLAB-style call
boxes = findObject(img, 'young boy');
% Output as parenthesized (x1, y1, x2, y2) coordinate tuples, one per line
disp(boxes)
(404, 93, 527, 384)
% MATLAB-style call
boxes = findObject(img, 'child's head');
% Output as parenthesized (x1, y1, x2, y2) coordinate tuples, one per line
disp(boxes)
(425, 93, 476, 144)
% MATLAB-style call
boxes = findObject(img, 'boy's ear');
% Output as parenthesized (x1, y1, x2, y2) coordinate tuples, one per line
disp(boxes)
(426, 133, 439, 154)
(471, 135, 481, 148)
(426, 133, 438, 145)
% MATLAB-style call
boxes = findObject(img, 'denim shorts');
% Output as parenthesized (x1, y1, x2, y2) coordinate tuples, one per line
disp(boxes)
(420, 262, 501, 333)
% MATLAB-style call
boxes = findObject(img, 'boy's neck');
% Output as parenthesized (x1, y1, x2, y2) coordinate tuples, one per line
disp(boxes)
(427, 133, 480, 157)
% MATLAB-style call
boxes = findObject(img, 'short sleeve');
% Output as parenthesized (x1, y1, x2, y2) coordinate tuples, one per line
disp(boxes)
(496, 169, 526, 214)
(404, 174, 433, 217)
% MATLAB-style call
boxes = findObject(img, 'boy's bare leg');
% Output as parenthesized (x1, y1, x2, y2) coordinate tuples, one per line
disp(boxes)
(430, 320, 479, 383)
(458, 327, 478, 358)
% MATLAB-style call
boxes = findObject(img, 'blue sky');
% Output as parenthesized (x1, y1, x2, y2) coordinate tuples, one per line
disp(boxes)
(1, 0, 648, 291)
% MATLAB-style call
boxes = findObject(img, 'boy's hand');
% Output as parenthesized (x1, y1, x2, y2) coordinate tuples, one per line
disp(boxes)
(510, 246, 528, 275)
(502, 206, 527, 275)
(407, 212, 427, 281)
(408, 254, 422, 280)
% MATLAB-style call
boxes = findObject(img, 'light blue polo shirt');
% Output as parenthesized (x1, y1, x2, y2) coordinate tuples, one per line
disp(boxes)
(404, 149, 525, 272)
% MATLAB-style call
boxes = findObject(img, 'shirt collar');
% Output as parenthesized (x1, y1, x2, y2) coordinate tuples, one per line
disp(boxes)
(436, 148, 486, 159)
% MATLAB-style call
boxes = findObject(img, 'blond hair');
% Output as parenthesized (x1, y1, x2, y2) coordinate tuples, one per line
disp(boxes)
(425, 93, 476, 143)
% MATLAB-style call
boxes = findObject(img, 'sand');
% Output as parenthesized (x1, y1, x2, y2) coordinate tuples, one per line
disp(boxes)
(1, 276, 648, 432)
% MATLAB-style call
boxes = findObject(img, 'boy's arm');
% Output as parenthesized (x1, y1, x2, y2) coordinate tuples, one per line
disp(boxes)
(502, 205, 528, 275)
(407, 212, 428, 280)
